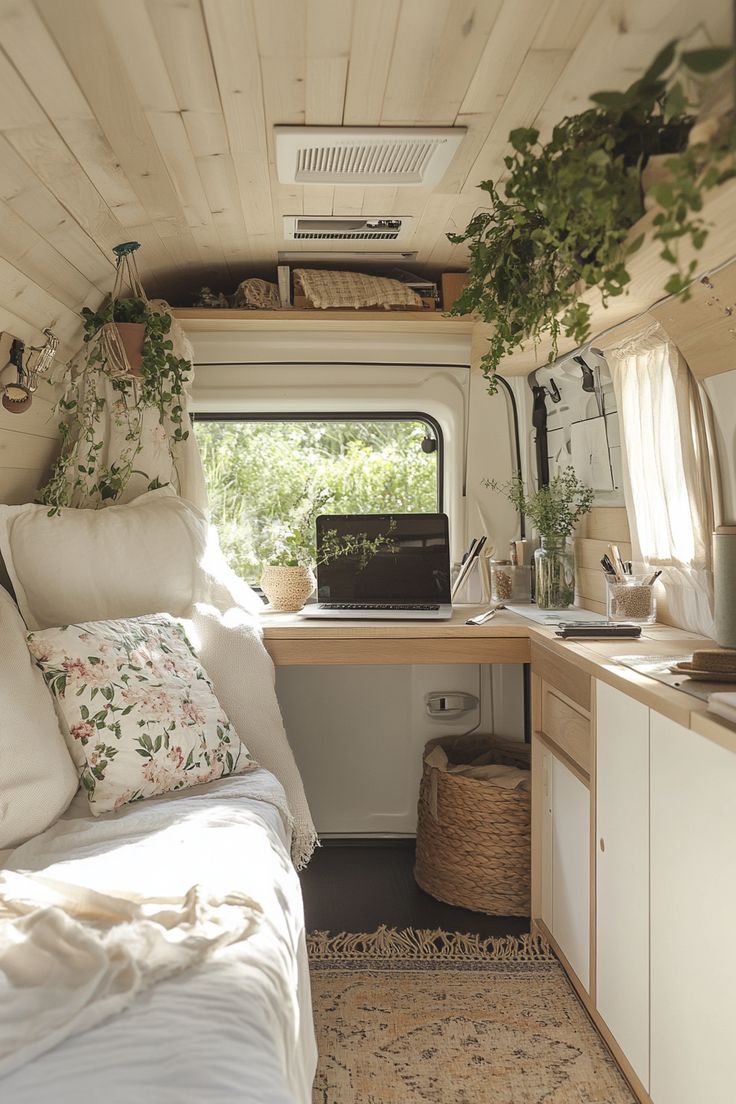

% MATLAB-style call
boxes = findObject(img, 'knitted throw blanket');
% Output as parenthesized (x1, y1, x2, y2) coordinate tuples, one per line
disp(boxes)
(294, 268, 422, 310)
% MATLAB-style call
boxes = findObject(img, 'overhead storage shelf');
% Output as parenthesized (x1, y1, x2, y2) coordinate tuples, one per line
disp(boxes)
(174, 174, 736, 377)
(173, 308, 474, 333)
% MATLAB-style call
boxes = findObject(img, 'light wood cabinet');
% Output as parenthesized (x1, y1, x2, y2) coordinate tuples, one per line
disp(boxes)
(650, 711, 736, 1104)
(541, 685, 591, 775)
(534, 653, 736, 1104)
(539, 743, 590, 991)
(596, 681, 650, 1091)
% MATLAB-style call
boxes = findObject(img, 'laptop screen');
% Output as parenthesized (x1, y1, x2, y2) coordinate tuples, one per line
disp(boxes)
(315, 514, 451, 604)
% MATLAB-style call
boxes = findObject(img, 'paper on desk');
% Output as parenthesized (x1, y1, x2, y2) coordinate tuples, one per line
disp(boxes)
(571, 416, 614, 491)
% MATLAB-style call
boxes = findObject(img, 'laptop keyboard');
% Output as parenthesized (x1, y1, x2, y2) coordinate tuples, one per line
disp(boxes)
(319, 603, 441, 611)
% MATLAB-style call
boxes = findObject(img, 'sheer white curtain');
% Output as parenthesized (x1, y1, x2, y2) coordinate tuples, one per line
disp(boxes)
(606, 322, 717, 637)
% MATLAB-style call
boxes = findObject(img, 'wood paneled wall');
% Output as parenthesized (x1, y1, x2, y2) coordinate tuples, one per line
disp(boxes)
(575, 508, 632, 614)
(0, 376, 62, 505)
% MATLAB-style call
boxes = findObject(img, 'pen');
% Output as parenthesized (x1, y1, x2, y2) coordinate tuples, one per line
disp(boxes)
(600, 555, 616, 575)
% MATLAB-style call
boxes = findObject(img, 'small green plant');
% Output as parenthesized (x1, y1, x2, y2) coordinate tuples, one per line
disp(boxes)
(37, 297, 191, 512)
(318, 521, 398, 570)
(486, 468, 594, 541)
(268, 488, 331, 567)
(448, 38, 735, 389)
(268, 487, 398, 570)
(82, 297, 149, 327)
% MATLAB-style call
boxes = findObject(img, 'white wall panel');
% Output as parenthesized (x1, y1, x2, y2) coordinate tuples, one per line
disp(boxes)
(277, 662, 484, 835)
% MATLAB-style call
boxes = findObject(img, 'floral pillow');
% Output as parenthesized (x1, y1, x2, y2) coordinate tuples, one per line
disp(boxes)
(27, 614, 257, 815)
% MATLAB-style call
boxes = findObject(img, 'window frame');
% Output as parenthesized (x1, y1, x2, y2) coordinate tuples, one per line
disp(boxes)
(192, 410, 445, 511)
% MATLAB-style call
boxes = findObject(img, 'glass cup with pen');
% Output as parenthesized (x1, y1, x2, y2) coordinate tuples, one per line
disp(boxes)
(601, 546, 660, 624)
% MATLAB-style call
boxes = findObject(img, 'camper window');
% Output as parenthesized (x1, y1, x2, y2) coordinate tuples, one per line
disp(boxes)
(194, 415, 441, 582)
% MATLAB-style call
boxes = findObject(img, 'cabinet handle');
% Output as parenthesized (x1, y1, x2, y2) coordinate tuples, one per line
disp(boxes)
(599, 837, 605, 852)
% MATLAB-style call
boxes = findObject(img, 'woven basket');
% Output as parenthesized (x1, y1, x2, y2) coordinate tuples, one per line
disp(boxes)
(414, 733, 531, 917)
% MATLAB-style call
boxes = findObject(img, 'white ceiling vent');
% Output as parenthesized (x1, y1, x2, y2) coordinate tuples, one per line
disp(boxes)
(282, 216, 413, 241)
(275, 127, 466, 187)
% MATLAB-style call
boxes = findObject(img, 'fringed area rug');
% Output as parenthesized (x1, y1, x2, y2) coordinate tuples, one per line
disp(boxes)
(307, 927, 635, 1104)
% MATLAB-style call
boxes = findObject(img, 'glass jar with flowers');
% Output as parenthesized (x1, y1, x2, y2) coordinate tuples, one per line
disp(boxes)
(485, 468, 594, 609)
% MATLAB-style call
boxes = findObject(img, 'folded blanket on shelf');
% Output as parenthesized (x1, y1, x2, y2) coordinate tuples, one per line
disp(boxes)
(293, 268, 422, 310)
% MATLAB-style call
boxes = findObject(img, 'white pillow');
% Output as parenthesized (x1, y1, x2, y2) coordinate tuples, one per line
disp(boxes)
(0, 587, 78, 848)
(0, 488, 207, 631)
(185, 603, 318, 869)
(27, 614, 257, 815)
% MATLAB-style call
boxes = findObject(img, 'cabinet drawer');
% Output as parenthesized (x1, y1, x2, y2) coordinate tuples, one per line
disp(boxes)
(541, 686, 591, 776)
(531, 641, 591, 711)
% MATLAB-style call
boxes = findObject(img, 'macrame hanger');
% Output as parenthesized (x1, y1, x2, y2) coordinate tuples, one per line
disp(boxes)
(102, 242, 148, 379)
(111, 241, 146, 305)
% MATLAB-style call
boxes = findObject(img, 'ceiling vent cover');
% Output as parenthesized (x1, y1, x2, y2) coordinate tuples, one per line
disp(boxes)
(275, 127, 466, 187)
(283, 216, 413, 241)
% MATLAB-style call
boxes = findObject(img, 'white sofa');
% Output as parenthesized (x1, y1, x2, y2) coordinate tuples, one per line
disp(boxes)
(0, 491, 318, 1101)
(1, 773, 317, 1104)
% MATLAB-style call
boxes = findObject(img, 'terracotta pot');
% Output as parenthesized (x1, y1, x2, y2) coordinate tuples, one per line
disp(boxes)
(260, 564, 316, 612)
(113, 322, 145, 375)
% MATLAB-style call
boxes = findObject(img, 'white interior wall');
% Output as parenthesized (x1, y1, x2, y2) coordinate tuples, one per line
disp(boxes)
(191, 329, 526, 835)
(702, 370, 736, 526)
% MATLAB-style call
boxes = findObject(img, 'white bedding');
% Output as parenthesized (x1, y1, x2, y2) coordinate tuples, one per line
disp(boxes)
(0, 770, 317, 1104)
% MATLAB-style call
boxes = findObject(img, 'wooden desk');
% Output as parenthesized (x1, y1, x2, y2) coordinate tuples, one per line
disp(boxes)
(260, 606, 531, 666)
(260, 607, 736, 754)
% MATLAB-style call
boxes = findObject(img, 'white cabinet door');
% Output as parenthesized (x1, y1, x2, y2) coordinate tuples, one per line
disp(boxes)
(541, 745, 590, 990)
(596, 681, 650, 1088)
(650, 712, 736, 1104)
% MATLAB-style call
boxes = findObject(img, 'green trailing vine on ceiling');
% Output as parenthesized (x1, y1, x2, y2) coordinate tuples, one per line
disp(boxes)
(447, 38, 736, 390)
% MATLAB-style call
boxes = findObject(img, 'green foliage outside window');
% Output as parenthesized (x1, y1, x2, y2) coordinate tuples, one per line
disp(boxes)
(194, 419, 438, 580)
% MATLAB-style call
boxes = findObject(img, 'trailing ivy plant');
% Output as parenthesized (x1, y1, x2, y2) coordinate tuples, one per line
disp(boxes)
(269, 483, 397, 569)
(37, 298, 191, 513)
(448, 39, 735, 389)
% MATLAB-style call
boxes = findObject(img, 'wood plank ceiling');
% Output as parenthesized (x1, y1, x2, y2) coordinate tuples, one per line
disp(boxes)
(0, 0, 731, 344)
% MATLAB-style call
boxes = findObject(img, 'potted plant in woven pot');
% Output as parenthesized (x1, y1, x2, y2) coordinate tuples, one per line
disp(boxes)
(260, 517, 317, 613)
(447, 39, 735, 392)
(260, 497, 398, 613)
(486, 468, 594, 610)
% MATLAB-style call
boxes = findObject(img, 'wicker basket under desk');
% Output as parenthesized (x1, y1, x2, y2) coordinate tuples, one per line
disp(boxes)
(414, 733, 531, 917)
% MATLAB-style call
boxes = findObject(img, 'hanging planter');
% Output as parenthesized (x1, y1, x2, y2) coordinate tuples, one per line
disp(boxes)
(37, 242, 193, 513)
(447, 39, 735, 390)
(109, 322, 145, 375)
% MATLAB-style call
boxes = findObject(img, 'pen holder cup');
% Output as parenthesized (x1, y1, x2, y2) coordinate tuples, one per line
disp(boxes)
(605, 575, 657, 624)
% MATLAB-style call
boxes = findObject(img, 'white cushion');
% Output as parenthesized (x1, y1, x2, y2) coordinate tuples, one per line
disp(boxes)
(0, 488, 208, 631)
(27, 614, 257, 815)
(0, 587, 78, 848)
(185, 603, 318, 869)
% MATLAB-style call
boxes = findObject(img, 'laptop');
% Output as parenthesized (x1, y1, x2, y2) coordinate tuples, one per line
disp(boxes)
(300, 513, 453, 620)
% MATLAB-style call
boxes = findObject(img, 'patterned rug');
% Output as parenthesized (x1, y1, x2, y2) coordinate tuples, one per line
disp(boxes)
(307, 927, 635, 1104)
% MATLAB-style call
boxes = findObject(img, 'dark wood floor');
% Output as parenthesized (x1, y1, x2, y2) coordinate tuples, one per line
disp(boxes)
(300, 839, 530, 937)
